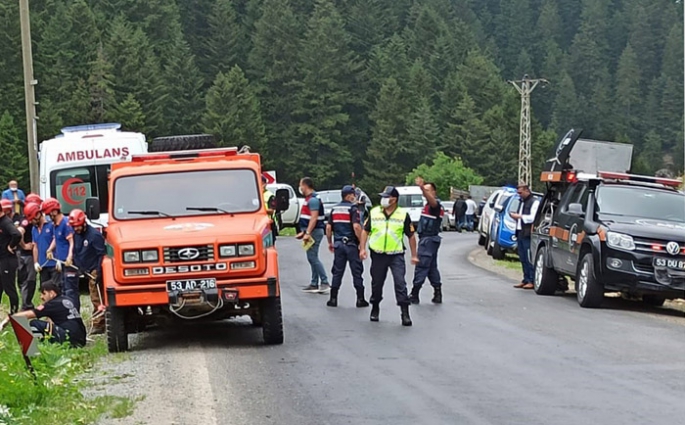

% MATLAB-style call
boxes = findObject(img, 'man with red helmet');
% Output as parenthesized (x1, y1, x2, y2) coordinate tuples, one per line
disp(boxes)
(28, 203, 59, 286)
(14, 198, 39, 310)
(42, 198, 75, 304)
(0, 198, 22, 314)
(69, 209, 106, 332)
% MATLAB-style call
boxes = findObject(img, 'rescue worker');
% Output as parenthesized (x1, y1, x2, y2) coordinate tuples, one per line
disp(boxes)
(262, 176, 278, 242)
(325, 185, 368, 308)
(42, 198, 76, 306)
(409, 177, 444, 304)
(14, 200, 37, 310)
(1, 281, 86, 347)
(27, 202, 59, 284)
(359, 186, 419, 326)
(69, 209, 106, 333)
(0, 201, 22, 314)
(297, 177, 330, 293)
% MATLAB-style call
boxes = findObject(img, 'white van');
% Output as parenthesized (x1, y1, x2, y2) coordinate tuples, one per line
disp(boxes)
(39, 123, 147, 227)
(395, 186, 426, 224)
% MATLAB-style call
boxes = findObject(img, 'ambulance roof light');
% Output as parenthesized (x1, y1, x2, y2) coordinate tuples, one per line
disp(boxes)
(597, 171, 682, 188)
(60, 123, 121, 135)
(131, 148, 239, 162)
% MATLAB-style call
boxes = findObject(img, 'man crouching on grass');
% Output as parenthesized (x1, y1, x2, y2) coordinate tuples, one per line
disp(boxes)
(0, 281, 86, 348)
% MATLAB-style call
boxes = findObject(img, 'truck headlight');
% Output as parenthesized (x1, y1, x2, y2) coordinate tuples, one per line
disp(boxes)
(141, 250, 158, 262)
(606, 232, 635, 251)
(238, 244, 255, 256)
(219, 245, 237, 257)
(123, 250, 140, 263)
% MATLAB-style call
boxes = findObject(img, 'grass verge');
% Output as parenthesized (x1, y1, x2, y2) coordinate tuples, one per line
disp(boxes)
(494, 253, 522, 271)
(279, 227, 297, 236)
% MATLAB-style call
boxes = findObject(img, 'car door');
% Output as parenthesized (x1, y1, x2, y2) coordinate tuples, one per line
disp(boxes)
(551, 183, 587, 274)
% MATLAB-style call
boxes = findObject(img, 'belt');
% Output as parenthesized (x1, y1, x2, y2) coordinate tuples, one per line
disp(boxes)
(339, 237, 358, 245)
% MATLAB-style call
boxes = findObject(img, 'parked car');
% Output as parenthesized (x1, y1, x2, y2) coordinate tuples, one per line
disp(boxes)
(318, 189, 372, 218)
(266, 183, 301, 228)
(442, 201, 455, 231)
(478, 187, 516, 247)
(488, 193, 541, 260)
(396, 186, 426, 225)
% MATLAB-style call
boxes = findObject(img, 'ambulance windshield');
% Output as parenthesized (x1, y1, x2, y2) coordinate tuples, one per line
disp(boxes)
(112, 169, 261, 220)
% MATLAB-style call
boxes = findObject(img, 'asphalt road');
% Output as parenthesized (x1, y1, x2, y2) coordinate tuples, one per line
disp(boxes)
(101, 232, 685, 425)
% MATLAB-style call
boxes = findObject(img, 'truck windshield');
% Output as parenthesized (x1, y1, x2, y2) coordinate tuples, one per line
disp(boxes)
(596, 186, 685, 222)
(113, 169, 261, 220)
(50, 165, 110, 214)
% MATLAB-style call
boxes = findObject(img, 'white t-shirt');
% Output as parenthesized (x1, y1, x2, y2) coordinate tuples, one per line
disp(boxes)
(465, 199, 477, 215)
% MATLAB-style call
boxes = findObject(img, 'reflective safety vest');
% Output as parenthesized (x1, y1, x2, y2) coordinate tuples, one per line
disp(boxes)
(368, 206, 407, 255)
(263, 189, 275, 218)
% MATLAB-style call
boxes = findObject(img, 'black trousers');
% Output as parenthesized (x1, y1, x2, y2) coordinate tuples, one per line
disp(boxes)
(40, 267, 60, 286)
(17, 253, 37, 310)
(369, 251, 410, 306)
(0, 256, 19, 314)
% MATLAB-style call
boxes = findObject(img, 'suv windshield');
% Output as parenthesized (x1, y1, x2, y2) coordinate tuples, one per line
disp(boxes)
(113, 169, 260, 220)
(596, 186, 685, 222)
(399, 194, 424, 208)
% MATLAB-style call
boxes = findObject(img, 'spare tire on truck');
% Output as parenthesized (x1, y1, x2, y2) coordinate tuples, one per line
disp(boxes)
(148, 134, 217, 152)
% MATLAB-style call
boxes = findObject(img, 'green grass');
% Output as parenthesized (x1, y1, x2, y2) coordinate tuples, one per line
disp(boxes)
(1, 295, 136, 424)
(279, 227, 297, 236)
(494, 253, 523, 271)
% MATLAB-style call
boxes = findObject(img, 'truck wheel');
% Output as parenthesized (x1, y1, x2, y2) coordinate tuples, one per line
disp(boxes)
(477, 234, 486, 246)
(642, 294, 666, 307)
(261, 297, 284, 345)
(534, 246, 559, 296)
(491, 240, 505, 260)
(106, 307, 129, 353)
(148, 134, 217, 152)
(576, 253, 604, 308)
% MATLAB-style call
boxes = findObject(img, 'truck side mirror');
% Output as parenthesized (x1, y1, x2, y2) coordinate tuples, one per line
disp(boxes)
(85, 197, 101, 220)
(567, 203, 584, 218)
(274, 189, 290, 212)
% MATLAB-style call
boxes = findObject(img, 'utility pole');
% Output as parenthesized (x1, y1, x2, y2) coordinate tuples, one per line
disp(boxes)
(508, 75, 547, 187)
(19, 0, 39, 193)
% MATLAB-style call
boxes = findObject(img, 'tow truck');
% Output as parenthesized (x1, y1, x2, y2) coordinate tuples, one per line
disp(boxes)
(531, 130, 685, 308)
(84, 146, 290, 352)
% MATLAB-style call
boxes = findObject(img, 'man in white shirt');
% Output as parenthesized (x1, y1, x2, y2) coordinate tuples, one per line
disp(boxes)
(510, 184, 540, 289)
(464, 196, 478, 232)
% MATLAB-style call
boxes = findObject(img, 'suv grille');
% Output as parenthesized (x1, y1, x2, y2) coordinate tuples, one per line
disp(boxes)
(163, 245, 215, 263)
(633, 237, 685, 256)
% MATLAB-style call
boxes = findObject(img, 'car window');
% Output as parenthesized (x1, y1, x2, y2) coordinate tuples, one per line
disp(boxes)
(398, 194, 424, 208)
(561, 183, 585, 213)
(596, 186, 685, 222)
(507, 197, 521, 214)
(50, 165, 110, 214)
(318, 191, 341, 205)
(496, 192, 513, 207)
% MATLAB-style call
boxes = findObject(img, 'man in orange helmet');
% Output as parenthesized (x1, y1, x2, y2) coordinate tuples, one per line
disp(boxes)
(0, 199, 22, 314)
(69, 209, 106, 332)
(42, 198, 75, 304)
(14, 199, 39, 310)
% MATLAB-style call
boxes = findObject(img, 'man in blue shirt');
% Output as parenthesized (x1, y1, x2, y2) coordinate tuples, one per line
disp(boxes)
(27, 203, 58, 284)
(297, 177, 329, 293)
(42, 198, 75, 305)
(69, 209, 106, 333)
(1, 180, 26, 216)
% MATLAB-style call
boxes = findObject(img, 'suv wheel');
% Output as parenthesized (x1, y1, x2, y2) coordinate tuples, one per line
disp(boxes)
(106, 307, 129, 353)
(477, 234, 486, 246)
(576, 253, 604, 308)
(486, 235, 493, 255)
(491, 240, 505, 260)
(642, 294, 666, 307)
(261, 297, 284, 345)
(534, 247, 559, 295)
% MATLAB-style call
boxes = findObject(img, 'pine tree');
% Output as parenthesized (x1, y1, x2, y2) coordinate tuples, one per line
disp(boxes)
(203, 66, 267, 151)
(0, 111, 29, 190)
(637, 130, 664, 174)
(495, 0, 533, 75)
(550, 71, 579, 135)
(455, 50, 506, 115)
(406, 96, 440, 164)
(613, 44, 641, 143)
(88, 45, 116, 124)
(443, 94, 488, 159)
(110, 94, 146, 131)
(161, 38, 204, 135)
(206, 0, 248, 79)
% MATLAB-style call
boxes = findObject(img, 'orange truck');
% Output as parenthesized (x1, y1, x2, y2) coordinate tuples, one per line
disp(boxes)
(84, 146, 289, 352)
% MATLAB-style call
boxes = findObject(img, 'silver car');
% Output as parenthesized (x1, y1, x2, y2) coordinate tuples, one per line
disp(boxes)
(441, 201, 455, 230)
(318, 189, 372, 218)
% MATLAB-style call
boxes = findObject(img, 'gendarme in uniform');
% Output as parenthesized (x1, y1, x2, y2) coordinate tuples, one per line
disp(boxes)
(410, 180, 444, 304)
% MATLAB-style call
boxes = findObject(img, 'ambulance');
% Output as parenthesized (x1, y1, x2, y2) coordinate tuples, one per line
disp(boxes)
(38, 123, 147, 227)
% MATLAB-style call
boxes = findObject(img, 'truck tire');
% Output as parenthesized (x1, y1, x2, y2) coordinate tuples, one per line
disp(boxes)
(106, 307, 129, 353)
(261, 297, 284, 345)
(477, 234, 486, 246)
(534, 246, 559, 296)
(642, 294, 666, 307)
(148, 134, 217, 152)
(576, 253, 604, 308)
(491, 240, 505, 260)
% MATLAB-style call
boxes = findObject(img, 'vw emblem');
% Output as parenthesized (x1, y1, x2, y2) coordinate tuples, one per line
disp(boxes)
(665, 241, 681, 256)
(177, 247, 200, 260)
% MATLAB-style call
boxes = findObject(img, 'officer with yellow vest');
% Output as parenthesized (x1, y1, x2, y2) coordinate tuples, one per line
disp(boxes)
(359, 186, 419, 326)
(262, 176, 278, 241)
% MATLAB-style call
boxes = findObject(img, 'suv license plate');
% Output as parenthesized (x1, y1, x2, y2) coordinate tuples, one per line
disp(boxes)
(653, 258, 685, 271)
(167, 278, 217, 292)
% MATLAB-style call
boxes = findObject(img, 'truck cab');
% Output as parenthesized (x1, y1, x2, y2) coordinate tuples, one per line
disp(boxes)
(87, 147, 289, 352)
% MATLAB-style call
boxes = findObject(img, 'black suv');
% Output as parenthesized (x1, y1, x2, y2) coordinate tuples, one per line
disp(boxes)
(531, 130, 685, 308)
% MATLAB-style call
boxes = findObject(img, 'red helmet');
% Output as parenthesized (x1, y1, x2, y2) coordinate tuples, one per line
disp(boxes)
(68, 209, 87, 227)
(25, 193, 42, 205)
(41, 197, 61, 215)
(24, 202, 41, 221)
(0, 199, 12, 211)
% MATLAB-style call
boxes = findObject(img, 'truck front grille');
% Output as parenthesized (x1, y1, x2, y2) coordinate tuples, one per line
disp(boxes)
(163, 245, 214, 263)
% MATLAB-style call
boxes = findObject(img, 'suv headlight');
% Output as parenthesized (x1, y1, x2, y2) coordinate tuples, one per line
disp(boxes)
(123, 250, 140, 263)
(606, 232, 635, 251)
(238, 243, 255, 256)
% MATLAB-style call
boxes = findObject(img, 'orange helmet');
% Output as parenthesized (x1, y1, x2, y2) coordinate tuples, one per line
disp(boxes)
(25, 193, 42, 205)
(68, 209, 87, 227)
(24, 202, 41, 221)
(41, 197, 61, 215)
(0, 199, 12, 211)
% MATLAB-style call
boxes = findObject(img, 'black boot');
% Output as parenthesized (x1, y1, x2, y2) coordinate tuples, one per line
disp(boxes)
(409, 287, 420, 304)
(327, 287, 339, 307)
(431, 287, 442, 304)
(356, 290, 369, 308)
(400, 305, 412, 326)
(370, 304, 380, 322)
